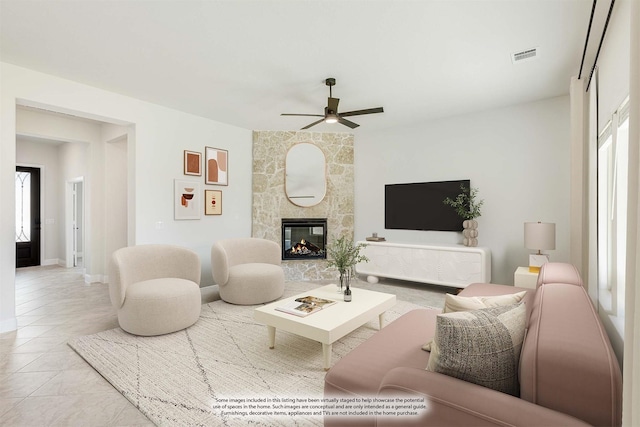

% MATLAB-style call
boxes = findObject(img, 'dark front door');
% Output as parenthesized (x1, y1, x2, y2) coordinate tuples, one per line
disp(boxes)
(16, 166, 41, 268)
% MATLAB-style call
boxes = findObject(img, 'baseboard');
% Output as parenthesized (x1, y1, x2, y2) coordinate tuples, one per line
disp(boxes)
(0, 317, 17, 333)
(84, 274, 107, 284)
(42, 258, 71, 268)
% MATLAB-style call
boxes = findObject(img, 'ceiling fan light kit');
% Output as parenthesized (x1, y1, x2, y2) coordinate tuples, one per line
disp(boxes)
(325, 113, 338, 124)
(281, 78, 384, 130)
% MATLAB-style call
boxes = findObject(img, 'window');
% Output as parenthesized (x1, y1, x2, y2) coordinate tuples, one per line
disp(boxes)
(15, 170, 31, 242)
(597, 97, 629, 334)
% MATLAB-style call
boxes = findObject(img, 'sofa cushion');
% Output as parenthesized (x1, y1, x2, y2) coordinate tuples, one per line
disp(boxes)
(443, 290, 527, 313)
(426, 303, 527, 396)
(324, 308, 437, 399)
(422, 290, 527, 351)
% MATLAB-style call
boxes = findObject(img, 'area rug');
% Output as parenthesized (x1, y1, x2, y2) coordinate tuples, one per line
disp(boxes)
(68, 282, 427, 427)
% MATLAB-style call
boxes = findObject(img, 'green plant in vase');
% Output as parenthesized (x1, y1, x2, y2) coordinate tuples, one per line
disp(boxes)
(326, 236, 369, 301)
(443, 184, 484, 247)
(443, 184, 483, 220)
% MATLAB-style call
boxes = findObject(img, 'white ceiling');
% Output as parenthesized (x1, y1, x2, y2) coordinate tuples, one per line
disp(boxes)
(0, 0, 592, 133)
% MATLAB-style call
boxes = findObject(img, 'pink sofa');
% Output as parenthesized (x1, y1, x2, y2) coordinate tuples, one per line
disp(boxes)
(324, 263, 622, 426)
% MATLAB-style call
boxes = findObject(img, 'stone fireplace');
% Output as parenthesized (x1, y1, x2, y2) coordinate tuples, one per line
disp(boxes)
(252, 131, 354, 281)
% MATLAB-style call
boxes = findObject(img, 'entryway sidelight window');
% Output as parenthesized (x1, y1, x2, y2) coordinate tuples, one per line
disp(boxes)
(15, 170, 31, 242)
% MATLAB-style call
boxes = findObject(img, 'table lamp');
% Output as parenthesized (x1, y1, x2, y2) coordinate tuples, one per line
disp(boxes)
(524, 222, 556, 273)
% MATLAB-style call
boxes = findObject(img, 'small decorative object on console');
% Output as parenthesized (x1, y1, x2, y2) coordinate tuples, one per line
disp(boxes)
(366, 232, 386, 242)
(462, 220, 479, 247)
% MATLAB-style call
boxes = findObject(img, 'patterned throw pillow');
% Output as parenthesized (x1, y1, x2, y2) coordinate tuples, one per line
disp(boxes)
(443, 291, 527, 313)
(422, 291, 527, 351)
(425, 303, 527, 396)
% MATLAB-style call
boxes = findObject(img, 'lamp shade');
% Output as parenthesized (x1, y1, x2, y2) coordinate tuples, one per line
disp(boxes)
(524, 222, 556, 251)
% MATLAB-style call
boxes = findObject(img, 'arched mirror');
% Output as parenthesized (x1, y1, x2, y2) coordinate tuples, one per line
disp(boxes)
(285, 143, 326, 207)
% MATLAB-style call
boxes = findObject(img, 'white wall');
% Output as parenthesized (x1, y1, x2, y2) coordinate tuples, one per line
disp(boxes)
(1, 63, 253, 332)
(104, 128, 128, 264)
(355, 96, 571, 285)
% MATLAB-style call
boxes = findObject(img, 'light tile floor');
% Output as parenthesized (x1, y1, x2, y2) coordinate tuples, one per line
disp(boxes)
(0, 265, 449, 426)
(1, 266, 153, 426)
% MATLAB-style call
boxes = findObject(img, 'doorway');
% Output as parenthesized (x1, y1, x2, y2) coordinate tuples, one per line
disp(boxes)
(66, 178, 85, 269)
(72, 181, 84, 267)
(15, 166, 41, 268)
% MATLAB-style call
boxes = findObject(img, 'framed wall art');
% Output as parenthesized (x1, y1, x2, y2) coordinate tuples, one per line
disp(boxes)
(184, 150, 202, 176)
(174, 179, 201, 220)
(205, 190, 222, 215)
(205, 146, 228, 185)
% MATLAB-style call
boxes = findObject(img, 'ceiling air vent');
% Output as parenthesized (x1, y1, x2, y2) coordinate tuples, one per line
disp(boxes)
(511, 47, 539, 64)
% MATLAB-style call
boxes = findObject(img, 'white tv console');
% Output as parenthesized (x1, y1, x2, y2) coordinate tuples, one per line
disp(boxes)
(355, 241, 491, 288)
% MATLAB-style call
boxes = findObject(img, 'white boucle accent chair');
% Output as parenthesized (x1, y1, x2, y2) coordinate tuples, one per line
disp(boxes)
(211, 238, 285, 305)
(109, 244, 202, 336)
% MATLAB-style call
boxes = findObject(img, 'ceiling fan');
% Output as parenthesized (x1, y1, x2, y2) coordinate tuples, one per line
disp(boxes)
(281, 78, 384, 130)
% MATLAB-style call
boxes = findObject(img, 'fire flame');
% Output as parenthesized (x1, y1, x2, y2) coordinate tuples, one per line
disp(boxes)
(290, 239, 311, 254)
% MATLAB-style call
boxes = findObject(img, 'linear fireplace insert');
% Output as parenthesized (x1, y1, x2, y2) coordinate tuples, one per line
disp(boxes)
(281, 218, 327, 260)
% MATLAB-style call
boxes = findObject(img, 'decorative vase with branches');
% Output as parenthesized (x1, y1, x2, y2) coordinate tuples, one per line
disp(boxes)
(326, 236, 369, 298)
(443, 184, 484, 220)
(443, 184, 484, 246)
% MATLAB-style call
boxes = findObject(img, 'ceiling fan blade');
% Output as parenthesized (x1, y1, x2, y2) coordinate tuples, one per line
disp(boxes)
(338, 117, 359, 129)
(281, 113, 324, 117)
(327, 97, 340, 113)
(301, 118, 326, 130)
(338, 107, 384, 117)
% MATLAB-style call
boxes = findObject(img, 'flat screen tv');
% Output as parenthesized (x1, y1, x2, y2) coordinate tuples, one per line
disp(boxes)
(385, 180, 470, 232)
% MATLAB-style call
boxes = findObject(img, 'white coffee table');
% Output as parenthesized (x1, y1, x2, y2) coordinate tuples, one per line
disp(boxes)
(254, 284, 396, 370)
